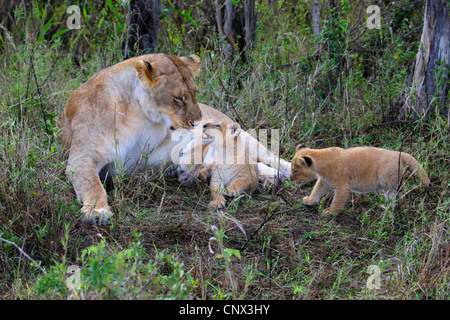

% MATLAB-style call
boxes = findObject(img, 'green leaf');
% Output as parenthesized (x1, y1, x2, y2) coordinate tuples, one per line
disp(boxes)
(52, 29, 69, 39)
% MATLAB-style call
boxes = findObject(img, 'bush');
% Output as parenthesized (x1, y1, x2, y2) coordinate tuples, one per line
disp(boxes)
(34, 234, 197, 300)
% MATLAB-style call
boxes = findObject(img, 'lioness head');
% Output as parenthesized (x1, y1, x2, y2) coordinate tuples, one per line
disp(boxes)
(290, 144, 317, 183)
(134, 54, 202, 129)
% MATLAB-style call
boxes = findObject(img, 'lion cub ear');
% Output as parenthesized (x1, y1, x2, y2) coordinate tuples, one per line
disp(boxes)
(135, 60, 166, 89)
(302, 156, 313, 167)
(228, 123, 241, 137)
(296, 144, 307, 152)
(179, 55, 201, 77)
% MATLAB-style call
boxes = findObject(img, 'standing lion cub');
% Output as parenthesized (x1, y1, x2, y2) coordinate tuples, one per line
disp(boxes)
(201, 121, 259, 208)
(290, 145, 431, 214)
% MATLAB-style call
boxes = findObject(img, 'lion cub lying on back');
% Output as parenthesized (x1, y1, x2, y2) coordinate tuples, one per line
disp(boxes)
(202, 121, 258, 208)
(290, 145, 431, 214)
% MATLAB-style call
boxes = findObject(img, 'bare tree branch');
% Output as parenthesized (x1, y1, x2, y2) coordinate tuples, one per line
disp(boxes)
(0, 237, 47, 275)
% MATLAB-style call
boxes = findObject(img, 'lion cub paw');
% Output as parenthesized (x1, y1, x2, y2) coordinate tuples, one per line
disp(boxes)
(199, 168, 210, 182)
(81, 206, 113, 226)
(222, 189, 240, 197)
(302, 196, 318, 206)
(209, 197, 226, 209)
(325, 208, 339, 215)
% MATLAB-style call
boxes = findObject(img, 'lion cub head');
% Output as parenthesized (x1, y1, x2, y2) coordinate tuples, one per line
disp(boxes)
(202, 121, 243, 165)
(290, 144, 317, 183)
(134, 54, 202, 129)
(202, 121, 241, 146)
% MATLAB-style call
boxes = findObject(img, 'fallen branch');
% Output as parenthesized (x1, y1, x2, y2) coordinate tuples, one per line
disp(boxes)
(0, 237, 47, 275)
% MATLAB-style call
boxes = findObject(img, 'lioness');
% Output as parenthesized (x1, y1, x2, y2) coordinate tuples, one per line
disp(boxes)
(290, 145, 431, 214)
(62, 53, 202, 225)
(201, 121, 259, 208)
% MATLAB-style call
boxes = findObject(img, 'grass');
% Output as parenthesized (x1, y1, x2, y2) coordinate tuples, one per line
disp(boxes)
(0, 0, 449, 300)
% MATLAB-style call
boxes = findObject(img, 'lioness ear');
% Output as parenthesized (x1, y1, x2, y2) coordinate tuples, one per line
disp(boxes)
(179, 54, 201, 77)
(296, 144, 307, 152)
(302, 156, 313, 167)
(228, 123, 241, 137)
(135, 60, 166, 89)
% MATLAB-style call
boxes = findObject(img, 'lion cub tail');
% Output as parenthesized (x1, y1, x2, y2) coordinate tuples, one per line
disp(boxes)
(400, 153, 432, 187)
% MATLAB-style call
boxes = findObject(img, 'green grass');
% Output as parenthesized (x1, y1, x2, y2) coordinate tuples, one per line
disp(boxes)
(0, 0, 449, 300)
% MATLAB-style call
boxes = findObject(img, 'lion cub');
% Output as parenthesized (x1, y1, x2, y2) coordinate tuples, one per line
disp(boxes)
(202, 121, 258, 208)
(290, 145, 431, 214)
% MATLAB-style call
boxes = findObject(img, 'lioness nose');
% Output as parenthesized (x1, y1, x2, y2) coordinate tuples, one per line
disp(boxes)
(192, 104, 202, 122)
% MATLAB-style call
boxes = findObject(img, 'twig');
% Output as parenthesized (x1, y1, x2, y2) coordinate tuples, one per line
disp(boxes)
(131, 275, 156, 300)
(0, 237, 47, 274)
(366, 120, 412, 131)
(29, 51, 51, 136)
(356, 237, 394, 251)
(396, 142, 405, 195)
(240, 207, 304, 251)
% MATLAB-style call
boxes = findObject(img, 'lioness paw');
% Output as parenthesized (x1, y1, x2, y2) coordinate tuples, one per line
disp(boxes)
(262, 175, 283, 191)
(81, 206, 113, 226)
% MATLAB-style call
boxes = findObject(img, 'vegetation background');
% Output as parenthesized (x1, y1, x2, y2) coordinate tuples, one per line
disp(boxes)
(0, 0, 449, 300)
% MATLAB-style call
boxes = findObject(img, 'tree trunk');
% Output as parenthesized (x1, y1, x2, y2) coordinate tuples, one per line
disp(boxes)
(396, 0, 450, 120)
(313, 0, 321, 55)
(244, 0, 257, 50)
(215, 0, 257, 61)
(215, 0, 236, 60)
(122, 0, 161, 60)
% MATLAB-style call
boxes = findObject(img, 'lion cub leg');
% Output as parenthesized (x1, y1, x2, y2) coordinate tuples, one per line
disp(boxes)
(223, 177, 252, 197)
(326, 185, 350, 214)
(209, 172, 226, 208)
(303, 178, 332, 206)
(210, 190, 226, 208)
(66, 154, 112, 225)
(199, 165, 213, 181)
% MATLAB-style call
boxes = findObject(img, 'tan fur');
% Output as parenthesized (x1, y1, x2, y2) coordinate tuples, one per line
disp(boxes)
(178, 104, 233, 179)
(62, 53, 202, 225)
(290, 145, 431, 214)
(202, 122, 259, 208)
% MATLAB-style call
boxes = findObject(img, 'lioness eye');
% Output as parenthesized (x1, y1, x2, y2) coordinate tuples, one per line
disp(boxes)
(215, 124, 221, 128)
(174, 96, 183, 102)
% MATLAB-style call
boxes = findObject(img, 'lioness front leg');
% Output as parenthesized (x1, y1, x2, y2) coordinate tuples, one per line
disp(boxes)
(66, 154, 112, 225)
(257, 163, 280, 189)
(240, 131, 291, 179)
